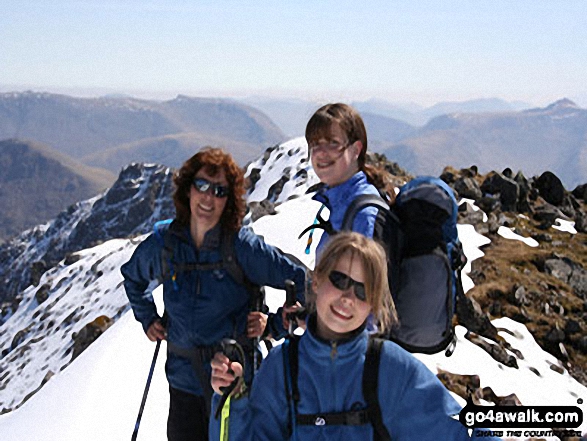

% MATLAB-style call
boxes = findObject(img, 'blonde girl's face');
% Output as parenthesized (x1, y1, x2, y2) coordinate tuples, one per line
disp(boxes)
(313, 251, 372, 341)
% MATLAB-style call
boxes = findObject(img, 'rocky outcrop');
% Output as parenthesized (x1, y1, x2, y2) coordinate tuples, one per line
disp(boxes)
(0, 163, 175, 323)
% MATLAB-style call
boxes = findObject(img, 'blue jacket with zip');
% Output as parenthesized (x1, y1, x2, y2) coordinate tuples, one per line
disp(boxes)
(247, 316, 501, 441)
(312, 171, 380, 258)
(121, 220, 307, 397)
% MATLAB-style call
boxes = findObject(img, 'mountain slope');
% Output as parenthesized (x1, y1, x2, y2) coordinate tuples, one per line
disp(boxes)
(0, 139, 116, 242)
(0, 91, 285, 170)
(383, 99, 587, 188)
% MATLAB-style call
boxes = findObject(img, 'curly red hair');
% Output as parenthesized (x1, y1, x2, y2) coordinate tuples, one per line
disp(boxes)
(173, 147, 246, 232)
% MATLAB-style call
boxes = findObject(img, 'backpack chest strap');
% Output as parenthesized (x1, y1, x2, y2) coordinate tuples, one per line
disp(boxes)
(297, 409, 371, 426)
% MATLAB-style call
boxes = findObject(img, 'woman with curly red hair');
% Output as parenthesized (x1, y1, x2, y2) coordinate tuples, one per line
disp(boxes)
(122, 147, 306, 441)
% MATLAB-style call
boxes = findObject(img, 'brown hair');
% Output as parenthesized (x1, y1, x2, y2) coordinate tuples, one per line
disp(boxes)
(173, 147, 246, 232)
(305, 103, 395, 201)
(308, 232, 397, 333)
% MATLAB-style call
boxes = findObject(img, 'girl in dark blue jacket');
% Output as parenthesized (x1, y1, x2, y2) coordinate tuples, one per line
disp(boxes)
(212, 232, 497, 440)
(121, 147, 306, 441)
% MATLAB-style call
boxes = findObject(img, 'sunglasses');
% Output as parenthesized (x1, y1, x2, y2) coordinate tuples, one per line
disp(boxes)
(308, 140, 351, 154)
(328, 270, 367, 302)
(192, 178, 229, 198)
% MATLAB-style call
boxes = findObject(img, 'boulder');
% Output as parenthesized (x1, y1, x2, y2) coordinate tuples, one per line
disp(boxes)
(480, 172, 519, 212)
(535, 171, 565, 206)
(454, 176, 482, 200)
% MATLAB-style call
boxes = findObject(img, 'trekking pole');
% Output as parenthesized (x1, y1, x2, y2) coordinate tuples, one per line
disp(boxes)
(131, 339, 161, 441)
(252, 286, 265, 376)
(285, 279, 296, 336)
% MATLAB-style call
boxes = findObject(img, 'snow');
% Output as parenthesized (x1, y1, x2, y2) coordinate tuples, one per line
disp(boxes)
(497, 226, 539, 247)
(552, 219, 577, 234)
(1, 139, 586, 440)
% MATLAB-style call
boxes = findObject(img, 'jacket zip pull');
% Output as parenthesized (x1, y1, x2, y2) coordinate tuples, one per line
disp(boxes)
(330, 341, 338, 359)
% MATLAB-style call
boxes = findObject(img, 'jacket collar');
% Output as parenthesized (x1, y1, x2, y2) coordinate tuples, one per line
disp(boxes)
(303, 313, 368, 361)
(170, 220, 224, 251)
(313, 171, 368, 208)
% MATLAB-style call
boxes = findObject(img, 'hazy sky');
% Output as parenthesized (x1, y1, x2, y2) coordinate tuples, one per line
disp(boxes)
(1, 0, 586, 106)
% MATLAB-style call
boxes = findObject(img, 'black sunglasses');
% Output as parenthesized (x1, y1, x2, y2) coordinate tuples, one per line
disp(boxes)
(328, 270, 367, 301)
(192, 178, 229, 198)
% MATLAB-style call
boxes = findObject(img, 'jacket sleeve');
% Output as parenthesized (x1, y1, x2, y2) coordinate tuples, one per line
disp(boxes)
(120, 234, 162, 333)
(351, 205, 378, 239)
(235, 228, 308, 338)
(379, 342, 486, 440)
(249, 346, 291, 441)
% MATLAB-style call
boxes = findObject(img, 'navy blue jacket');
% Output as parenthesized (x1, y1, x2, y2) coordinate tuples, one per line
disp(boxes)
(121, 221, 306, 396)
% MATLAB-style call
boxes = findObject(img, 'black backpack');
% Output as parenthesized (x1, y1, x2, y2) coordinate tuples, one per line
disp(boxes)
(282, 335, 391, 441)
(302, 177, 467, 355)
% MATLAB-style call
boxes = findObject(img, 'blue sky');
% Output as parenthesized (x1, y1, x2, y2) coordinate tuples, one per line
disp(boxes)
(1, 0, 586, 106)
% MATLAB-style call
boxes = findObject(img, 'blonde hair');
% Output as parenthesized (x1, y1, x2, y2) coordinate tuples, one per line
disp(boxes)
(309, 232, 398, 333)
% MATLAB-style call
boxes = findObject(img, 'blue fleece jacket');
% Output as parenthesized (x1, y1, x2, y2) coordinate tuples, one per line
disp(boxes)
(121, 221, 306, 397)
(245, 318, 500, 441)
(312, 171, 380, 258)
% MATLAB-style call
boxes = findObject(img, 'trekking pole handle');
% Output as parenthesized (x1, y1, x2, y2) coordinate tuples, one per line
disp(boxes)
(285, 279, 296, 307)
(285, 279, 296, 335)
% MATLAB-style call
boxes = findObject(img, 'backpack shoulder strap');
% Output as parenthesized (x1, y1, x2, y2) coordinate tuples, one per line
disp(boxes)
(221, 231, 245, 286)
(283, 335, 300, 439)
(363, 337, 391, 441)
(153, 219, 175, 282)
(342, 194, 390, 231)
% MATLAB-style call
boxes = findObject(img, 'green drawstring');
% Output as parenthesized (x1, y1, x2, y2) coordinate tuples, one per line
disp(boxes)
(304, 205, 326, 255)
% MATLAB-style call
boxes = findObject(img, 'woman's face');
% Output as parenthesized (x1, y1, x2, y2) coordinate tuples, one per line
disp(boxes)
(313, 251, 372, 341)
(309, 122, 361, 187)
(189, 168, 228, 233)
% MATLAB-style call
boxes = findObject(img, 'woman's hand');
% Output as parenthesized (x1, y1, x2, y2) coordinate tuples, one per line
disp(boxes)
(282, 301, 307, 331)
(146, 318, 166, 342)
(210, 352, 244, 395)
(247, 311, 268, 338)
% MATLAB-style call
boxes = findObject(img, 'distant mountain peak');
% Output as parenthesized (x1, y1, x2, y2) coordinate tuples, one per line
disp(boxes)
(545, 98, 579, 111)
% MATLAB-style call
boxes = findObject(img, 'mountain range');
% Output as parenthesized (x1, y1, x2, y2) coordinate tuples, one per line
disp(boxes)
(1, 91, 586, 245)
(0, 91, 285, 172)
(239, 95, 587, 189)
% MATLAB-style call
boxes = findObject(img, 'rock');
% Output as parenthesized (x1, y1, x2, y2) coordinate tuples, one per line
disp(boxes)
(531, 233, 552, 243)
(545, 326, 565, 345)
(569, 267, 587, 298)
(454, 177, 482, 200)
(29, 261, 48, 287)
(571, 183, 587, 203)
(535, 171, 566, 206)
(514, 171, 532, 213)
(513, 286, 527, 306)
(34, 284, 50, 305)
(477, 195, 502, 214)
(502, 168, 513, 179)
(564, 319, 581, 335)
(544, 259, 573, 283)
(532, 202, 568, 226)
(574, 211, 587, 234)
(480, 172, 519, 212)
(71, 315, 113, 361)
(248, 200, 277, 222)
